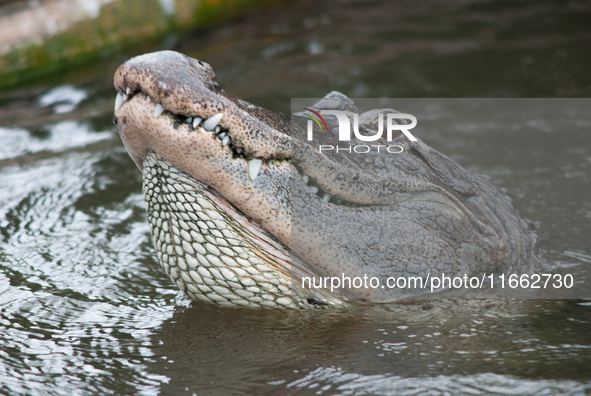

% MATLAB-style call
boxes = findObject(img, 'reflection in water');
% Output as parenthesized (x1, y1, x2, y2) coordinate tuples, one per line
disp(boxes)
(0, 0, 590, 394)
(0, 150, 176, 394)
(0, 121, 112, 161)
(38, 85, 88, 115)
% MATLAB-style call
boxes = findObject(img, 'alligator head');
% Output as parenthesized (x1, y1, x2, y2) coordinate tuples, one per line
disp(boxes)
(113, 51, 541, 309)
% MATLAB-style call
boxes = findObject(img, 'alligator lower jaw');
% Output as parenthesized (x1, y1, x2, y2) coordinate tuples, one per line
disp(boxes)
(141, 151, 345, 309)
(114, 90, 351, 308)
(114, 91, 294, 248)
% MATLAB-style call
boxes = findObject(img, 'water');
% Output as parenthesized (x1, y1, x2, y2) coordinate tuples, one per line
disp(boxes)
(1, 0, 590, 394)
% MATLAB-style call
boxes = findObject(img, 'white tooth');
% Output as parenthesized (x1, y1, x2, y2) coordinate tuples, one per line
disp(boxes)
(310, 186, 319, 194)
(115, 93, 124, 111)
(193, 117, 202, 129)
(218, 132, 226, 139)
(126, 87, 131, 95)
(147, 95, 151, 102)
(186, 117, 193, 124)
(215, 126, 221, 132)
(322, 194, 331, 203)
(303, 175, 310, 184)
(222, 136, 230, 146)
(248, 159, 262, 181)
(154, 103, 164, 118)
(203, 113, 223, 130)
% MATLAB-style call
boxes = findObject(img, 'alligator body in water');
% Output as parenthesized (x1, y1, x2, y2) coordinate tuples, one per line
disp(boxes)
(113, 51, 541, 309)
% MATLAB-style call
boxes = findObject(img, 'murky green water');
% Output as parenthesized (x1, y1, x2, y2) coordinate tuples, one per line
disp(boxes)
(1, 1, 590, 395)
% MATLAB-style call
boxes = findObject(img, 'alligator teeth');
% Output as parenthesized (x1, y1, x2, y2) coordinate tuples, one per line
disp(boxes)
(218, 132, 226, 139)
(215, 126, 221, 133)
(126, 87, 131, 95)
(115, 93, 124, 111)
(154, 103, 164, 118)
(302, 175, 310, 184)
(193, 117, 202, 129)
(203, 113, 223, 130)
(222, 136, 230, 146)
(146, 95, 151, 102)
(186, 117, 193, 124)
(322, 194, 331, 203)
(248, 158, 262, 181)
(310, 186, 319, 194)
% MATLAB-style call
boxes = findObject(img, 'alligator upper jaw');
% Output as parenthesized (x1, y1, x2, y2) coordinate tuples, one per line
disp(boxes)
(113, 51, 292, 163)
(113, 51, 295, 247)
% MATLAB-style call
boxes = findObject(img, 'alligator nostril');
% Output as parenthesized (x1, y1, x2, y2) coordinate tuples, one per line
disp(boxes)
(113, 116, 118, 126)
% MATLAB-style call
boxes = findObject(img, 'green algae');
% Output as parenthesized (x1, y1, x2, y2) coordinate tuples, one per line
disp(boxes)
(0, 0, 280, 89)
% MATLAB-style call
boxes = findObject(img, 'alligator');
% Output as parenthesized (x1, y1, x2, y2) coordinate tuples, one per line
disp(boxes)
(113, 51, 541, 309)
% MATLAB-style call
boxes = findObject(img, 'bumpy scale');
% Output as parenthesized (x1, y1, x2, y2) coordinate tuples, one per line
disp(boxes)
(142, 151, 330, 309)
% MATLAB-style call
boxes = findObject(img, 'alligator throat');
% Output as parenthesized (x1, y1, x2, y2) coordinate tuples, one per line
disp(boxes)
(142, 151, 341, 308)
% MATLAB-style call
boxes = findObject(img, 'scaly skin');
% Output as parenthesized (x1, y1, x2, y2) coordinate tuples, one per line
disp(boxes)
(113, 51, 541, 308)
